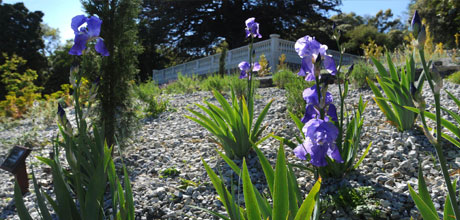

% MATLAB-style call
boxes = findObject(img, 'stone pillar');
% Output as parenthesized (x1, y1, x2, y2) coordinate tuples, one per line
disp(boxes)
(270, 34, 280, 73)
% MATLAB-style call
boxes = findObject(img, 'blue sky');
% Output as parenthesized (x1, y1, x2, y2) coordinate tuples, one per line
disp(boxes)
(4, 0, 411, 44)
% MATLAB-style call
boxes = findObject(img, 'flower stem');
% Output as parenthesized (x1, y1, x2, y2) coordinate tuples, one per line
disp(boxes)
(335, 39, 344, 147)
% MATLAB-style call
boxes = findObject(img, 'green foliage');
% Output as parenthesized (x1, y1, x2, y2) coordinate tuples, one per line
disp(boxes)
(277, 54, 288, 71)
(198, 143, 321, 220)
(343, 25, 388, 55)
(282, 72, 315, 118)
(366, 9, 402, 32)
(272, 69, 297, 89)
(409, 0, 460, 48)
(186, 89, 272, 159)
(0, 2, 48, 99)
(0, 54, 43, 118)
(367, 53, 420, 131)
(200, 74, 231, 93)
(161, 167, 180, 178)
(137, 0, 341, 76)
(218, 41, 229, 76)
(229, 74, 259, 99)
(42, 41, 73, 94)
(447, 71, 460, 84)
(82, 0, 143, 147)
(331, 10, 404, 55)
(406, 90, 460, 149)
(257, 54, 271, 77)
(164, 73, 201, 94)
(14, 68, 134, 220)
(349, 61, 376, 89)
(133, 80, 168, 118)
(135, 80, 161, 97)
(409, 165, 456, 220)
(283, 95, 371, 178)
(40, 23, 61, 56)
(322, 186, 382, 218)
(361, 39, 384, 60)
(272, 69, 315, 119)
(321, 96, 370, 177)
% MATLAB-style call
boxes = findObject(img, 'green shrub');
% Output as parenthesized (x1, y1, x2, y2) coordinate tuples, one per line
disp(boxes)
(229, 74, 259, 98)
(284, 74, 314, 118)
(134, 80, 168, 118)
(135, 80, 161, 98)
(186, 88, 272, 159)
(164, 73, 201, 94)
(272, 69, 297, 89)
(367, 54, 419, 131)
(447, 71, 460, 84)
(200, 74, 230, 93)
(198, 143, 321, 220)
(0, 54, 43, 118)
(257, 54, 271, 77)
(349, 61, 376, 89)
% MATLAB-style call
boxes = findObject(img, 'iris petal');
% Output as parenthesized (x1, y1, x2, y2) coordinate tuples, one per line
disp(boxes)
(95, 38, 109, 56)
(293, 144, 308, 160)
(327, 144, 343, 163)
(71, 15, 88, 33)
(327, 104, 338, 122)
(253, 62, 261, 71)
(87, 16, 102, 37)
(69, 33, 90, 55)
(308, 143, 329, 167)
(301, 104, 319, 123)
(238, 61, 250, 71)
(239, 70, 247, 79)
(298, 57, 314, 79)
(323, 55, 337, 75)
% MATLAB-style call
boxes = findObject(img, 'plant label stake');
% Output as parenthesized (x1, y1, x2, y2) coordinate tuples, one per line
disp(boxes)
(0, 146, 31, 195)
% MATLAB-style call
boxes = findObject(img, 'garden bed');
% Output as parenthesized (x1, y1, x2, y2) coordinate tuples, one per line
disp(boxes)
(1, 82, 460, 219)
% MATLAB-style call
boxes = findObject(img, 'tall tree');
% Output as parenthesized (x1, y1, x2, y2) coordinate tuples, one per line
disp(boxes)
(0, 2, 47, 99)
(367, 9, 402, 32)
(81, 0, 142, 147)
(409, 0, 460, 48)
(138, 0, 341, 81)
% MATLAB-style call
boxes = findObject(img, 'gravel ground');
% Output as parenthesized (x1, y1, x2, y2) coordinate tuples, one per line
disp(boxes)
(1, 81, 460, 220)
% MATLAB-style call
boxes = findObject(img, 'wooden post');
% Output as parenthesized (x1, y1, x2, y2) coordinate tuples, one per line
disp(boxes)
(14, 161, 29, 195)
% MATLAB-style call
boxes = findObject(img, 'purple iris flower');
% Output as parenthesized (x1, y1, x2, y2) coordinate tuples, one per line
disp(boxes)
(69, 15, 109, 56)
(303, 85, 333, 106)
(293, 118, 343, 167)
(326, 104, 338, 122)
(301, 103, 338, 123)
(245, 18, 262, 38)
(238, 61, 261, 79)
(295, 36, 337, 81)
(301, 104, 319, 123)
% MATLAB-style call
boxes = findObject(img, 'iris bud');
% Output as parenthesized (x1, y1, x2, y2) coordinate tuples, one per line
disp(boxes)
(417, 25, 427, 49)
(411, 10, 422, 39)
(431, 65, 443, 94)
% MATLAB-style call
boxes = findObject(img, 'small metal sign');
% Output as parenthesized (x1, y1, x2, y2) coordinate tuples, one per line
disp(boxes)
(1, 146, 31, 173)
(1, 146, 32, 195)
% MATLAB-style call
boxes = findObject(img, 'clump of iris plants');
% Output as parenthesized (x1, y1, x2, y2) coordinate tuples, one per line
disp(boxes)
(282, 27, 370, 179)
(186, 17, 273, 159)
(190, 17, 321, 220)
(406, 10, 460, 219)
(14, 15, 134, 220)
